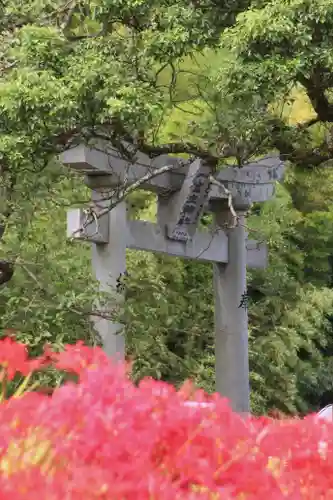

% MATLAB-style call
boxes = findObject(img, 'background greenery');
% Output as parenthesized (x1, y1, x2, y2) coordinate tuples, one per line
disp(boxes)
(2, 0, 333, 414)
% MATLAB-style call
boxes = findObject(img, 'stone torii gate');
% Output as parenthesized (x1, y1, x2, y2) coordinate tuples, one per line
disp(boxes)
(61, 141, 284, 413)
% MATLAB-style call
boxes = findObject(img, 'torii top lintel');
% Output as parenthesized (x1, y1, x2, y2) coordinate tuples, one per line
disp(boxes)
(60, 141, 284, 206)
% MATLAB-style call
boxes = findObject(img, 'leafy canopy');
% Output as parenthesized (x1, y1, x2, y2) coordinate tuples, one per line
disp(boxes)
(219, 0, 333, 166)
(2, 0, 333, 417)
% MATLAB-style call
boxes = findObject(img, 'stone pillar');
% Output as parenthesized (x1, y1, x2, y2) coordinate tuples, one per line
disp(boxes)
(91, 190, 126, 359)
(213, 207, 250, 414)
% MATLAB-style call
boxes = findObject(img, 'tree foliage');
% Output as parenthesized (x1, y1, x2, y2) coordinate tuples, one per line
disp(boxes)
(219, 0, 333, 167)
(1, 0, 333, 415)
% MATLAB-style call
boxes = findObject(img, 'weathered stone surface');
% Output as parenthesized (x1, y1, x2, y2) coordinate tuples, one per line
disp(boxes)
(214, 211, 249, 413)
(162, 159, 211, 242)
(127, 220, 228, 263)
(67, 208, 109, 243)
(210, 155, 284, 207)
(60, 142, 186, 194)
(61, 146, 284, 208)
(246, 240, 268, 269)
(224, 181, 275, 205)
(67, 210, 267, 268)
(91, 196, 127, 359)
(217, 155, 284, 184)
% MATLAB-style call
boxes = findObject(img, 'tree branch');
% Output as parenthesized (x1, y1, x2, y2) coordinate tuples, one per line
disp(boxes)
(297, 71, 333, 122)
(19, 262, 114, 320)
(271, 119, 333, 168)
(139, 141, 219, 163)
(90, 126, 219, 165)
(70, 155, 193, 239)
(296, 116, 320, 130)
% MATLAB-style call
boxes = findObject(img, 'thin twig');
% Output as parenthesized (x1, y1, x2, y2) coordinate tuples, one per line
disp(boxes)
(70, 156, 191, 238)
(208, 175, 238, 227)
(18, 262, 114, 320)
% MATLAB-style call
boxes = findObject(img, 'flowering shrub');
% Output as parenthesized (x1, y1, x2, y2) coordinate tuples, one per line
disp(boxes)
(0, 338, 332, 498)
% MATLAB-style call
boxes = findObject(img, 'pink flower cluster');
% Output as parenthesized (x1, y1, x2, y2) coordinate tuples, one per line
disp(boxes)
(0, 338, 331, 499)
